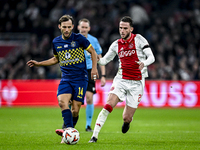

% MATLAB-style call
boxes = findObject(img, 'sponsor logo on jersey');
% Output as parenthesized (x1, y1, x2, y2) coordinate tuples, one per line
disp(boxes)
(71, 41, 76, 47)
(65, 52, 71, 59)
(118, 49, 135, 58)
(57, 46, 62, 49)
(64, 44, 68, 48)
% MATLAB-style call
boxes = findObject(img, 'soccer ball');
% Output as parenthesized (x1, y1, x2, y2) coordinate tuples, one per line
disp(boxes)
(62, 128, 80, 145)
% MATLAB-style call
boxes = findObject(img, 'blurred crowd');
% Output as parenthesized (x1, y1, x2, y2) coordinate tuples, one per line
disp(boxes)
(0, 0, 199, 80)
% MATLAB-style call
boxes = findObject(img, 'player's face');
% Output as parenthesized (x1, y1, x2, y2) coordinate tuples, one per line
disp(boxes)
(119, 21, 133, 40)
(78, 21, 90, 37)
(59, 20, 74, 40)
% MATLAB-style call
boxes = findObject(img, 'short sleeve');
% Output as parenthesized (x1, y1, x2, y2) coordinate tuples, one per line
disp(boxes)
(78, 34, 91, 50)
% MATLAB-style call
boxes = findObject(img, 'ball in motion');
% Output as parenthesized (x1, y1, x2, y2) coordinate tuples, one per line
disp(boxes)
(62, 128, 80, 145)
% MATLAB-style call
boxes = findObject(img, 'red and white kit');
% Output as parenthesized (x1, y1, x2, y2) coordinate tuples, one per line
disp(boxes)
(98, 33, 154, 108)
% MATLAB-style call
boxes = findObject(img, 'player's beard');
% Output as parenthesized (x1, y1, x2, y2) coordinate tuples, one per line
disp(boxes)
(122, 32, 131, 40)
(63, 30, 72, 40)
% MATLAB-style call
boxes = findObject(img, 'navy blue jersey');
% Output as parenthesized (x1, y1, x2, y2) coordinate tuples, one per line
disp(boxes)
(52, 32, 91, 81)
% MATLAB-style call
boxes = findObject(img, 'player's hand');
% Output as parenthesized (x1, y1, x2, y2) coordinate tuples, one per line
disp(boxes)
(26, 60, 39, 67)
(91, 69, 99, 81)
(97, 55, 100, 62)
(100, 77, 106, 87)
(135, 61, 144, 70)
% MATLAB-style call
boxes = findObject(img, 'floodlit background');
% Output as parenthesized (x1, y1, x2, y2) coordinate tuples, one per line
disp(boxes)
(0, 0, 200, 107)
(0, 1, 200, 149)
(0, 0, 199, 80)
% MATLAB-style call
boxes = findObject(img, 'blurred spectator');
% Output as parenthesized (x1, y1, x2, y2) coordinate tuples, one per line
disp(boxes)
(0, 0, 199, 80)
(25, 3, 39, 21)
(129, 2, 149, 35)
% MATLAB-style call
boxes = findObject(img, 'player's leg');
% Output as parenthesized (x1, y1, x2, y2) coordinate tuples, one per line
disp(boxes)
(85, 69, 96, 131)
(85, 91, 95, 132)
(89, 93, 120, 143)
(62, 99, 72, 129)
(70, 79, 88, 128)
(55, 93, 73, 143)
(121, 79, 144, 133)
(55, 81, 74, 143)
(122, 105, 136, 133)
(58, 94, 73, 127)
(71, 100, 82, 127)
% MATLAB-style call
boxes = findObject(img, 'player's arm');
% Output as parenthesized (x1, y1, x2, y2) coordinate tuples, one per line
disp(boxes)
(87, 45, 99, 80)
(136, 47, 155, 70)
(98, 41, 117, 66)
(98, 54, 106, 87)
(135, 35, 155, 70)
(142, 47, 155, 67)
(27, 56, 59, 67)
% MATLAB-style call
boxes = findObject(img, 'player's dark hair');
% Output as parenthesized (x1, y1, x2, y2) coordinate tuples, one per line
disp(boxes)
(78, 18, 90, 26)
(120, 16, 134, 27)
(59, 15, 74, 25)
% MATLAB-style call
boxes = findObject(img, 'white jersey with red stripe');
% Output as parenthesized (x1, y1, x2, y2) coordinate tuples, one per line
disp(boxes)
(98, 33, 154, 80)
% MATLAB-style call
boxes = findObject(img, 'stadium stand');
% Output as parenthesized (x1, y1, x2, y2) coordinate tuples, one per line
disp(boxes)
(0, 0, 199, 80)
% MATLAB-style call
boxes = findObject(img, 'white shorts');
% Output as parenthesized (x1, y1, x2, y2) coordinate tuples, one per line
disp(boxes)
(109, 75, 145, 108)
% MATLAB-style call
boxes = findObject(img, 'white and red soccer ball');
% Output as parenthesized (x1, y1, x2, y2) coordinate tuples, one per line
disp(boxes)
(62, 128, 80, 145)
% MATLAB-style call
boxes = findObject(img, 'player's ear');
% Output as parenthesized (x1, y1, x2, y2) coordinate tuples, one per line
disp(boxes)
(58, 24, 61, 29)
(77, 25, 80, 30)
(131, 27, 134, 32)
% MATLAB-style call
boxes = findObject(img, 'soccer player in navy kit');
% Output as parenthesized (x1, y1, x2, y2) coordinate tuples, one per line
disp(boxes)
(62, 18, 106, 132)
(27, 15, 99, 143)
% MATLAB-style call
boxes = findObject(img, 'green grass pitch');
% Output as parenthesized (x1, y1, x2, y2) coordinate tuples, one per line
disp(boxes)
(0, 107, 200, 150)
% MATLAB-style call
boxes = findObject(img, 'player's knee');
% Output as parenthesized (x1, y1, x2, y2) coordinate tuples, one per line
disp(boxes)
(58, 100, 65, 109)
(86, 98, 93, 104)
(58, 99, 68, 109)
(86, 95, 93, 104)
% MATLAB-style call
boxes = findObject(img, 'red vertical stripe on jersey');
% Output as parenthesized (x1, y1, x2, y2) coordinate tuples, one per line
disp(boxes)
(118, 34, 142, 80)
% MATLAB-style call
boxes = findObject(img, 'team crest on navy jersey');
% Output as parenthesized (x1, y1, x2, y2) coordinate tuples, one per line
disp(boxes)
(71, 41, 76, 47)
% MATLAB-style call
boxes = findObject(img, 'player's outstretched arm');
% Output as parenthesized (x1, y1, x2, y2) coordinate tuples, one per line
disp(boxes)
(26, 56, 59, 67)
(87, 46, 99, 81)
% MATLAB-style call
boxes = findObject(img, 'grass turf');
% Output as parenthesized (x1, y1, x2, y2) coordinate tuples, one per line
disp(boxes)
(0, 107, 199, 150)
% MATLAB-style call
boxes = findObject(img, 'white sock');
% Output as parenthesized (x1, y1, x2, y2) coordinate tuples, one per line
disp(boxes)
(92, 108, 110, 138)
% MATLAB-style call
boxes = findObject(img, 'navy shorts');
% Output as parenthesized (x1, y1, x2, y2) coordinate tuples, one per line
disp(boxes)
(57, 79, 88, 104)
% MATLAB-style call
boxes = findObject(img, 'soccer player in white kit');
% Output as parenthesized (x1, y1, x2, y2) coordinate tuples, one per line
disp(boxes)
(89, 16, 155, 143)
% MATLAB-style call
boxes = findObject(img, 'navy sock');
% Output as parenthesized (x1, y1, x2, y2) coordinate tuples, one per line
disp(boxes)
(62, 109, 73, 128)
(73, 116, 79, 127)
